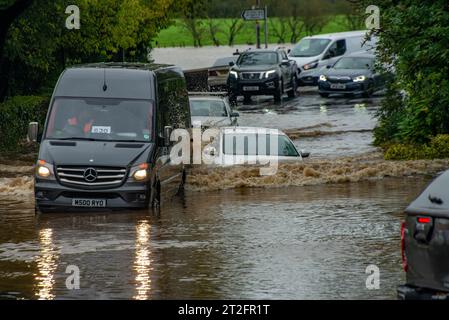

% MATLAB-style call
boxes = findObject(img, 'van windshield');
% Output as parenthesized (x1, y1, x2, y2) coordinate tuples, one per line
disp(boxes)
(45, 98, 154, 142)
(290, 39, 331, 57)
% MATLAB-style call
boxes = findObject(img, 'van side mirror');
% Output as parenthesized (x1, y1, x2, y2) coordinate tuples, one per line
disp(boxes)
(28, 122, 39, 143)
(231, 112, 240, 118)
(281, 60, 290, 66)
(326, 65, 332, 69)
(229, 61, 235, 67)
(287, 49, 291, 54)
(164, 126, 173, 147)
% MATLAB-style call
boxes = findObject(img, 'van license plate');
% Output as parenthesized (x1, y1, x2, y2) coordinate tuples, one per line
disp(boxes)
(243, 86, 259, 91)
(72, 199, 107, 208)
(330, 83, 346, 89)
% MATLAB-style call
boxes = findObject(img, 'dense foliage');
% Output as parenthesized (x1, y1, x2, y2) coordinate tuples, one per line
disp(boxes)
(0, 96, 49, 150)
(0, 0, 179, 100)
(364, 0, 449, 146)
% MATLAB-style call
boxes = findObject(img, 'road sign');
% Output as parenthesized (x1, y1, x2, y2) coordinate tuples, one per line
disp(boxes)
(241, 9, 266, 21)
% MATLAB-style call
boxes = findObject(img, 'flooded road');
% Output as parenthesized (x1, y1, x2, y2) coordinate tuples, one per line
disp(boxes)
(0, 177, 432, 299)
(0, 86, 446, 300)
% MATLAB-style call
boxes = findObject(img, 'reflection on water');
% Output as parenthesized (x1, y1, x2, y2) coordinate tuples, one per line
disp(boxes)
(0, 177, 435, 299)
(35, 228, 58, 300)
(133, 221, 153, 300)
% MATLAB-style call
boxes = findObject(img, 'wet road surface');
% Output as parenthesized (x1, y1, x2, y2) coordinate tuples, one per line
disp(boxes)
(0, 177, 431, 299)
(0, 89, 439, 300)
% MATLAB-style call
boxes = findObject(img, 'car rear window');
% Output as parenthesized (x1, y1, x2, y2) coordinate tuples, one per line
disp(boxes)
(190, 100, 228, 117)
(223, 133, 299, 157)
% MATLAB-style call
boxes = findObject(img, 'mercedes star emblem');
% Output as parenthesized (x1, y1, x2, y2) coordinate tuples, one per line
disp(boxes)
(83, 168, 98, 182)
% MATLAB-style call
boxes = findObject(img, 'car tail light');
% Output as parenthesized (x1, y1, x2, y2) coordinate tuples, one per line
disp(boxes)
(209, 70, 218, 77)
(401, 221, 408, 272)
(417, 217, 431, 224)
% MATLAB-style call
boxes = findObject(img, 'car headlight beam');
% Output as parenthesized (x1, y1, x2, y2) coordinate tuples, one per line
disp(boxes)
(265, 70, 277, 78)
(229, 71, 238, 78)
(353, 75, 366, 82)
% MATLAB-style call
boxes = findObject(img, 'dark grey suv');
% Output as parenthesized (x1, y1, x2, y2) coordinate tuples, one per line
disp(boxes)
(28, 63, 191, 213)
(228, 49, 298, 102)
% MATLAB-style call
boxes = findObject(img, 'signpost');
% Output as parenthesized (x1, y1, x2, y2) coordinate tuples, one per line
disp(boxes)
(241, 6, 268, 49)
(241, 9, 265, 21)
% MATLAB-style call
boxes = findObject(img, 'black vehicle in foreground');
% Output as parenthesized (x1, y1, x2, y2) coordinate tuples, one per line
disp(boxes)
(317, 53, 385, 98)
(227, 49, 298, 103)
(28, 63, 191, 213)
(398, 170, 449, 300)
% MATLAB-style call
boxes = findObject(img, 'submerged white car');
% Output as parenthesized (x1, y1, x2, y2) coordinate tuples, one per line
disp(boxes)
(203, 127, 309, 167)
(189, 95, 239, 129)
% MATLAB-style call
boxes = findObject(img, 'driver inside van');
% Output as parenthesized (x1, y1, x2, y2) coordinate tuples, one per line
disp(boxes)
(65, 109, 96, 136)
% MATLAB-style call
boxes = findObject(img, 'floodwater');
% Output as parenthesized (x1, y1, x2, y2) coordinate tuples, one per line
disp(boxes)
(0, 71, 445, 299)
(0, 177, 433, 299)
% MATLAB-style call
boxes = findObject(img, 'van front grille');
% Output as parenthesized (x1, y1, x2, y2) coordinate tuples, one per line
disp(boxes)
(56, 166, 127, 188)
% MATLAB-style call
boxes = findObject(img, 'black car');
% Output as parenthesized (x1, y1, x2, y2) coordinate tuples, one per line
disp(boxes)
(398, 170, 449, 300)
(28, 63, 191, 213)
(227, 49, 298, 102)
(317, 53, 386, 98)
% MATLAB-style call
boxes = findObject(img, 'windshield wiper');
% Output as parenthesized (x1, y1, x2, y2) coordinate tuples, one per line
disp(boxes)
(57, 137, 109, 142)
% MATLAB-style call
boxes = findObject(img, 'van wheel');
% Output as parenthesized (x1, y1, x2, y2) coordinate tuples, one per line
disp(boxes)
(152, 182, 161, 212)
(287, 77, 297, 98)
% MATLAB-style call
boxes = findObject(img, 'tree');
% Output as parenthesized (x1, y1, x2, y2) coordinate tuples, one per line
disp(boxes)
(179, 0, 207, 47)
(355, 0, 449, 145)
(0, 0, 33, 100)
(1, 0, 178, 100)
(335, 0, 365, 30)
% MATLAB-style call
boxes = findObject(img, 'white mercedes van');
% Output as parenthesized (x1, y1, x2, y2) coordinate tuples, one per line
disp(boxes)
(289, 30, 377, 86)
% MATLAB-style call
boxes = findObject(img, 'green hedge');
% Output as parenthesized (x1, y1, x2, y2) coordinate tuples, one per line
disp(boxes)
(384, 134, 449, 160)
(0, 96, 49, 151)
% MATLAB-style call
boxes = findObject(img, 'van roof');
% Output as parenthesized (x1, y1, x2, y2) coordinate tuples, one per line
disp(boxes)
(72, 62, 176, 72)
(304, 30, 369, 40)
(54, 63, 183, 100)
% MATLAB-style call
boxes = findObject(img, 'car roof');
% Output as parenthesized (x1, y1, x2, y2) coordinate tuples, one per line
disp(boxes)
(303, 30, 369, 41)
(241, 49, 284, 54)
(189, 96, 226, 101)
(221, 127, 287, 136)
(343, 52, 376, 59)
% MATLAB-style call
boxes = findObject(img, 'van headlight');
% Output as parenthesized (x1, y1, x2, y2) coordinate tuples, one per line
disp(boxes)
(132, 163, 149, 181)
(36, 160, 52, 178)
(353, 75, 366, 82)
(229, 71, 238, 78)
(319, 75, 327, 81)
(303, 61, 319, 70)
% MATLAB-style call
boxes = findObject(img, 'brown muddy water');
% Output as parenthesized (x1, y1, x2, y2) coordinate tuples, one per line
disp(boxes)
(0, 91, 446, 299)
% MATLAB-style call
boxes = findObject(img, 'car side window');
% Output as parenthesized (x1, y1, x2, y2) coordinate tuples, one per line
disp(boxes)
(325, 40, 347, 59)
